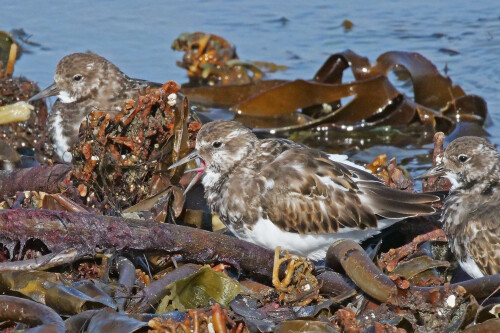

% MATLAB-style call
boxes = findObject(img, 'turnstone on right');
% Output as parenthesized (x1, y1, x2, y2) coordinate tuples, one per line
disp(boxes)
(170, 120, 440, 260)
(418, 136, 500, 278)
(29, 52, 161, 162)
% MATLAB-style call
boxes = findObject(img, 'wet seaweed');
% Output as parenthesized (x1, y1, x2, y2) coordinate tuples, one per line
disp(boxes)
(0, 30, 496, 332)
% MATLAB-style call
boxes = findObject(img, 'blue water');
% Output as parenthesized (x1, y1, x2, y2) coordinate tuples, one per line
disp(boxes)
(2, 0, 500, 149)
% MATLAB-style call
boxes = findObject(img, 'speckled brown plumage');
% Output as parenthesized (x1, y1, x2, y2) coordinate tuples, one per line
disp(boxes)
(30, 52, 161, 161)
(181, 120, 439, 259)
(424, 136, 500, 278)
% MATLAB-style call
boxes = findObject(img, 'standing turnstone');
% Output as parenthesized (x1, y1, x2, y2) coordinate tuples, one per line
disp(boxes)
(170, 120, 439, 260)
(29, 52, 161, 162)
(418, 136, 500, 278)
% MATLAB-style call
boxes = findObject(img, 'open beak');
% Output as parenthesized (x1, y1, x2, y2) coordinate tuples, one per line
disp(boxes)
(168, 150, 205, 195)
(28, 82, 60, 102)
(168, 149, 199, 170)
(415, 164, 446, 180)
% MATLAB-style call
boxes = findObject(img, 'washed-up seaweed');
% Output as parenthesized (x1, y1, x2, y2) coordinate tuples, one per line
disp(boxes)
(326, 239, 499, 332)
(68, 81, 200, 215)
(0, 209, 351, 292)
(0, 77, 53, 165)
(0, 31, 55, 166)
(366, 154, 415, 191)
(422, 131, 452, 193)
(0, 209, 353, 331)
(172, 32, 265, 86)
(155, 265, 242, 312)
(0, 29, 497, 331)
(0, 207, 497, 331)
(0, 93, 495, 332)
(0, 31, 18, 78)
(0, 164, 71, 198)
(0, 295, 65, 333)
(181, 49, 487, 140)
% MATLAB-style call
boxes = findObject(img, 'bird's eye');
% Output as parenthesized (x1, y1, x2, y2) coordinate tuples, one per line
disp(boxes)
(458, 154, 469, 163)
(212, 141, 222, 148)
(73, 74, 83, 81)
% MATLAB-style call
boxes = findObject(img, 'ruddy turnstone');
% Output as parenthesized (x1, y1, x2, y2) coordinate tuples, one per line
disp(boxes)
(29, 52, 161, 162)
(170, 120, 439, 260)
(418, 136, 500, 278)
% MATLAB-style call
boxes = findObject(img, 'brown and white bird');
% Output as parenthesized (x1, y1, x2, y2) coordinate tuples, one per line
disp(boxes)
(170, 120, 439, 260)
(29, 52, 160, 162)
(418, 136, 500, 278)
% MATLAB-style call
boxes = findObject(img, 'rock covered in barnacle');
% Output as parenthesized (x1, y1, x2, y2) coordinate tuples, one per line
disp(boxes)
(69, 81, 200, 214)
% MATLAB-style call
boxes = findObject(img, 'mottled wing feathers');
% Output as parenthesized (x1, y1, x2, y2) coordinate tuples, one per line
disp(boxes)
(322, 156, 438, 216)
(114, 79, 162, 103)
(361, 188, 436, 218)
(256, 143, 438, 235)
(258, 148, 378, 234)
(358, 182, 440, 204)
(465, 208, 500, 276)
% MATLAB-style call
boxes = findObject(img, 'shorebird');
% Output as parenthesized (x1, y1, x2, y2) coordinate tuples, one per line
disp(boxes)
(170, 120, 439, 260)
(418, 136, 500, 278)
(29, 52, 160, 162)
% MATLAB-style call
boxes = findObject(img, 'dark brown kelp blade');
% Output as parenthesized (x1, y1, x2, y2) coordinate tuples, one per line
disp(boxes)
(442, 95, 488, 124)
(168, 87, 191, 183)
(45, 280, 117, 315)
(0, 295, 65, 333)
(0, 270, 62, 304)
(86, 308, 148, 333)
(181, 50, 486, 134)
(314, 50, 466, 109)
(181, 79, 286, 109)
(240, 77, 452, 133)
(391, 254, 450, 281)
(371, 51, 465, 109)
(232, 76, 398, 118)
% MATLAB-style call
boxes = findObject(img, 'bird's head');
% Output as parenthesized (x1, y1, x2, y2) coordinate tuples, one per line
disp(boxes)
(169, 120, 258, 191)
(418, 136, 500, 190)
(29, 52, 126, 103)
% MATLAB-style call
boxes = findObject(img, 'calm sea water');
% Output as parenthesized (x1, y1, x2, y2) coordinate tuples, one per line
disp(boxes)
(2, 0, 499, 172)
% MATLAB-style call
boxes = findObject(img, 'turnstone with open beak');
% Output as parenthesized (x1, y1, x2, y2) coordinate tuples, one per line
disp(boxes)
(418, 136, 500, 278)
(29, 52, 161, 162)
(170, 120, 439, 260)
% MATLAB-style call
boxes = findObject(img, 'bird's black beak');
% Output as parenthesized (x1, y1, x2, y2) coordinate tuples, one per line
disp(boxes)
(415, 164, 446, 180)
(29, 82, 60, 102)
(168, 149, 199, 170)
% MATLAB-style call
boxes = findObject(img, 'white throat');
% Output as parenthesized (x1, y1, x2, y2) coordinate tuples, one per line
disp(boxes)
(58, 91, 77, 103)
(202, 169, 221, 188)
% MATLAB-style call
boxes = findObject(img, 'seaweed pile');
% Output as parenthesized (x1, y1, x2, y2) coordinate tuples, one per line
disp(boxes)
(172, 32, 264, 86)
(0, 30, 498, 332)
(0, 32, 54, 167)
(175, 33, 487, 148)
(69, 81, 200, 216)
